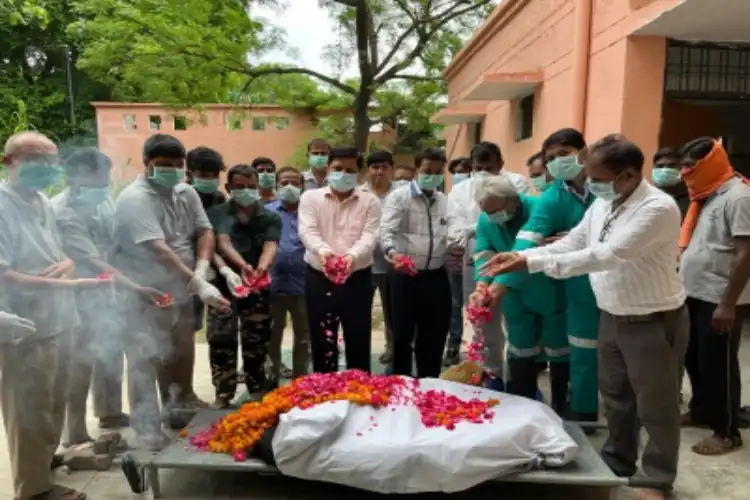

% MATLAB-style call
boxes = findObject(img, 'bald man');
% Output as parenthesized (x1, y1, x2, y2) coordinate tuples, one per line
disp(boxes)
(0, 132, 106, 500)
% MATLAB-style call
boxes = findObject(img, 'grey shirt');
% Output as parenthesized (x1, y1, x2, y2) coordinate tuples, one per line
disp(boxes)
(359, 182, 396, 274)
(0, 182, 79, 336)
(681, 177, 750, 305)
(303, 170, 327, 191)
(112, 176, 212, 304)
(51, 188, 116, 278)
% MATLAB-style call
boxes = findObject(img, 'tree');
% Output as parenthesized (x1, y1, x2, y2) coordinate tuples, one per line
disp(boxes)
(72, 0, 495, 151)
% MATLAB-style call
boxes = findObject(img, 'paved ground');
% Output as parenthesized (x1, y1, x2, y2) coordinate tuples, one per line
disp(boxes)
(1, 324, 749, 499)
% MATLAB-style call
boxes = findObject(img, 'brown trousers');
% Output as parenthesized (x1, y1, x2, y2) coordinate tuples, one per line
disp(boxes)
(1, 333, 71, 499)
(598, 305, 689, 489)
(268, 295, 310, 379)
(125, 298, 196, 434)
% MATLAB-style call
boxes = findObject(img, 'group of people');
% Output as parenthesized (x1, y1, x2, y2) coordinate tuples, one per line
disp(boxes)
(0, 125, 747, 500)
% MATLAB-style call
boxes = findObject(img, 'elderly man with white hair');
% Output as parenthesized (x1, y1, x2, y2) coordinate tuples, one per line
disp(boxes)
(0, 131, 109, 500)
(468, 175, 569, 408)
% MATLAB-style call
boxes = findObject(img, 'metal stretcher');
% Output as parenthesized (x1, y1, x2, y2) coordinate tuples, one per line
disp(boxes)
(120, 409, 661, 499)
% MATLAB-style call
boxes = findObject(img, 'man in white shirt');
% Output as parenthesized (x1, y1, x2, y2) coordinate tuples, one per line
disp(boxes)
(380, 147, 462, 378)
(480, 135, 687, 500)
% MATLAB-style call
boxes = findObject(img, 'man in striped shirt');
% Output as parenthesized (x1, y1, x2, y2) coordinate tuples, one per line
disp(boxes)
(380, 147, 463, 378)
(481, 135, 687, 500)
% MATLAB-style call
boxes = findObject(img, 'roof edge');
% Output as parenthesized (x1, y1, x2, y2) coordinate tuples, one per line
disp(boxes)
(444, 0, 530, 82)
(90, 102, 285, 110)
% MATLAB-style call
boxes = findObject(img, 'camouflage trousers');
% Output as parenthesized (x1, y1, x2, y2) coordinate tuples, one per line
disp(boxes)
(207, 291, 272, 399)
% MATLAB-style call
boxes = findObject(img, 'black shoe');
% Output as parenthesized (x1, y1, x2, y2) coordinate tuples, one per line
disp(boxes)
(507, 358, 538, 399)
(443, 347, 460, 367)
(548, 362, 570, 416)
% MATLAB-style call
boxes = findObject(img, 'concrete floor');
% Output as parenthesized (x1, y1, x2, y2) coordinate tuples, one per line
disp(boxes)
(1, 328, 749, 500)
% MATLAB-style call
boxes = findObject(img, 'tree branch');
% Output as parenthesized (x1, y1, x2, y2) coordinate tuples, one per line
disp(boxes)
(330, 0, 358, 6)
(389, 73, 439, 82)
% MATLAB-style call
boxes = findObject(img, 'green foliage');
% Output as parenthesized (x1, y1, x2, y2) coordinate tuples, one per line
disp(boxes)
(72, 0, 496, 152)
(0, 0, 109, 146)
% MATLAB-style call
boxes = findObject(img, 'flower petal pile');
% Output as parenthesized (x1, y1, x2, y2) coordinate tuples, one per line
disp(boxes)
(154, 292, 173, 307)
(188, 370, 499, 460)
(323, 256, 349, 284)
(395, 255, 418, 276)
(242, 271, 271, 293)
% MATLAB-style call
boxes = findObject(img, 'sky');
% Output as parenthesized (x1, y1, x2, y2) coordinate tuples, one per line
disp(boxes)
(255, 2, 358, 77)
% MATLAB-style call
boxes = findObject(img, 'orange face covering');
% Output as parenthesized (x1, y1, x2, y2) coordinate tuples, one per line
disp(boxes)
(679, 141, 745, 250)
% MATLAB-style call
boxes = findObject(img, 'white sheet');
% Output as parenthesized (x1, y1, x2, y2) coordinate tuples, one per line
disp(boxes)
(272, 378, 578, 494)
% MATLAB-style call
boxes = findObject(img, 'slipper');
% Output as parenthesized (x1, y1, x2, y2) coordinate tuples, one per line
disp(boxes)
(691, 435, 743, 456)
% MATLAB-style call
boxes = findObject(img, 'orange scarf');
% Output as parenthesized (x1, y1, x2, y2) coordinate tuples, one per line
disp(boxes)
(679, 141, 747, 250)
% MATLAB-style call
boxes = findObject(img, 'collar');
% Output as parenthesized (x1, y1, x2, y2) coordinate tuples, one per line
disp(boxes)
(409, 180, 435, 199)
(304, 170, 326, 186)
(227, 199, 260, 218)
(561, 179, 590, 198)
(0, 181, 40, 211)
(138, 174, 178, 201)
(613, 178, 649, 211)
(323, 186, 359, 202)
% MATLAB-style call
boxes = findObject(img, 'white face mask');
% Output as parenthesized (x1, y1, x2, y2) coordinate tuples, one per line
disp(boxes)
(392, 179, 410, 189)
(277, 184, 301, 203)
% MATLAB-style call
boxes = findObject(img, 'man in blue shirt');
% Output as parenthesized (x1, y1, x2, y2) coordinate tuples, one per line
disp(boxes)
(266, 166, 310, 386)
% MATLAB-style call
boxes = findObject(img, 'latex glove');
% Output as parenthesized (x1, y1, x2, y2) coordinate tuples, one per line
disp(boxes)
(0, 312, 36, 344)
(219, 266, 245, 298)
(188, 276, 231, 311)
(194, 259, 215, 281)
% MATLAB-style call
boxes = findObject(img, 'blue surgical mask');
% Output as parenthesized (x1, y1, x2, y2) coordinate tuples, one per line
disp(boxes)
(328, 171, 357, 192)
(231, 188, 260, 207)
(258, 172, 276, 189)
(277, 184, 301, 203)
(531, 176, 552, 193)
(417, 173, 444, 191)
(76, 186, 109, 206)
(546, 156, 583, 181)
(149, 166, 185, 189)
(587, 179, 619, 202)
(309, 155, 328, 170)
(18, 163, 62, 191)
(652, 167, 681, 187)
(192, 178, 219, 194)
(452, 173, 470, 185)
(486, 210, 511, 225)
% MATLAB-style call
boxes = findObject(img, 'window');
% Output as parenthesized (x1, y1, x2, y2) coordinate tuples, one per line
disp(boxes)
(471, 119, 484, 145)
(252, 117, 266, 131)
(226, 113, 243, 131)
(274, 117, 290, 131)
(148, 115, 162, 130)
(123, 114, 137, 131)
(665, 41, 750, 98)
(173, 115, 188, 131)
(515, 94, 534, 142)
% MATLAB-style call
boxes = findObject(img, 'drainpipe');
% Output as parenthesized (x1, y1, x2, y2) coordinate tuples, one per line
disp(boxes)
(571, 0, 593, 133)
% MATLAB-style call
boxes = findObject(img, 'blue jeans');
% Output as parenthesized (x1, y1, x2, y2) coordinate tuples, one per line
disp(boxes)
(447, 271, 464, 350)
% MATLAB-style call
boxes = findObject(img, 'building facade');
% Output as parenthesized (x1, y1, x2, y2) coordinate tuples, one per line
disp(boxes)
(434, 0, 750, 177)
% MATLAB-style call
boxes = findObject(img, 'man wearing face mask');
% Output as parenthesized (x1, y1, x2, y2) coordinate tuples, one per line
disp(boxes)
(0, 132, 113, 500)
(359, 150, 397, 366)
(205, 164, 281, 406)
(468, 175, 568, 398)
(266, 166, 310, 386)
(481, 135, 687, 500)
(299, 147, 381, 373)
(380, 148, 462, 378)
(527, 152, 554, 194)
(651, 148, 689, 219)
(251, 156, 278, 205)
(511, 128, 599, 428)
(113, 134, 230, 449)
(303, 138, 331, 190)
(52, 149, 167, 447)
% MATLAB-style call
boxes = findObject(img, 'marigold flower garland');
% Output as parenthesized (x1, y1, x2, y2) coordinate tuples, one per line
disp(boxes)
(187, 370, 499, 461)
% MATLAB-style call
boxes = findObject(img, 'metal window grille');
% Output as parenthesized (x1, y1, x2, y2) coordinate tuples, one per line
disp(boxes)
(665, 40, 750, 99)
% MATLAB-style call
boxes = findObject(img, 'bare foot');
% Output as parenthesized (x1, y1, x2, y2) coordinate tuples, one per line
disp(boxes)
(633, 488, 665, 500)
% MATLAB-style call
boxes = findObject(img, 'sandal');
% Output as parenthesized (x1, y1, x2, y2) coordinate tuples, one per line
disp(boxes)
(680, 412, 709, 428)
(691, 435, 743, 456)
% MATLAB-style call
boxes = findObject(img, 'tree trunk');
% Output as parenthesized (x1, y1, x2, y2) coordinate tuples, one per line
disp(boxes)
(353, 89, 371, 153)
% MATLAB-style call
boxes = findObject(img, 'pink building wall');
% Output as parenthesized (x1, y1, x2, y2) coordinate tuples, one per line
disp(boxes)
(93, 103, 318, 184)
(442, 0, 681, 177)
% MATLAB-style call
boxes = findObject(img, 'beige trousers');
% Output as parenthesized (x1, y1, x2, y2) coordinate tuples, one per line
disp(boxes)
(1, 333, 71, 499)
(268, 295, 310, 379)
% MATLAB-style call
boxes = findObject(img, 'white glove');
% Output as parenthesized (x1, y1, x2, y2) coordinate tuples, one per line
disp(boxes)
(194, 259, 214, 281)
(219, 266, 245, 297)
(0, 312, 36, 344)
(188, 275, 229, 310)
